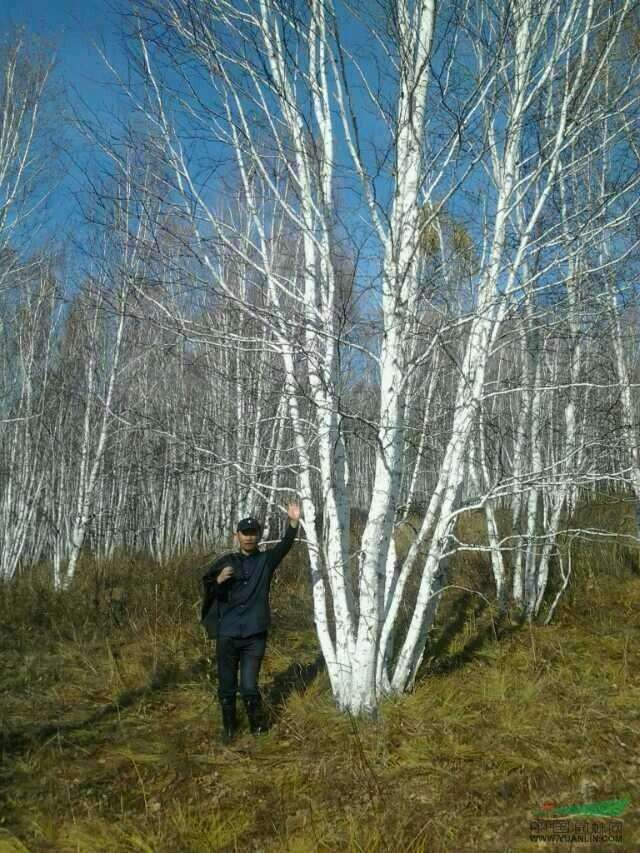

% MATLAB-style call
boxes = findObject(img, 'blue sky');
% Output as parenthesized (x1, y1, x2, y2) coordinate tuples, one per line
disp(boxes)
(0, 1, 484, 316)
(2, 0, 124, 242)
(3, 0, 118, 93)
(0, 1, 489, 288)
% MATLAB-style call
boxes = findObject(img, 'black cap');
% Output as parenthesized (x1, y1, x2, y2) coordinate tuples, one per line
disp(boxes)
(237, 516, 262, 534)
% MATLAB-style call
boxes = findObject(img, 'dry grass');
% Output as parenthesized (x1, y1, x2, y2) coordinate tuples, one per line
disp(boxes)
(1, 503, 639, 851)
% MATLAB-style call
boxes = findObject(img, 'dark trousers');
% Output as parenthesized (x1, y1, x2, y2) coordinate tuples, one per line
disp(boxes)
(216, 631, 268, 704)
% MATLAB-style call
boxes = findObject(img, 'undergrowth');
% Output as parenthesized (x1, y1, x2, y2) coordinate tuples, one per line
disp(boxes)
(1, 502, 638, 851)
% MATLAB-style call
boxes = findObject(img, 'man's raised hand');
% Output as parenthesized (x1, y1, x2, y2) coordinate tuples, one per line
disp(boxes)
(287, 500, 301, 526)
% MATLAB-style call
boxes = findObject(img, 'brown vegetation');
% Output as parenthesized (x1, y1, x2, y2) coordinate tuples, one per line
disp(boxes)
(1, 504, 639, 851)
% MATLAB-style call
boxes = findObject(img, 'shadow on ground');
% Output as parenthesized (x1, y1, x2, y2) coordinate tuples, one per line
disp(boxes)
(260, 652, 326, 730)
(1, 656, 210, 758)
(417, 592, 522, 680)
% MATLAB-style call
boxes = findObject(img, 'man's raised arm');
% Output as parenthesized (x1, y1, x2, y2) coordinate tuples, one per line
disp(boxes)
(265, 500, 300, 571)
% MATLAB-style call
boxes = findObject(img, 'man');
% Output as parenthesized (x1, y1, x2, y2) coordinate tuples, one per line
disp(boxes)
(201, 500, 300, 743)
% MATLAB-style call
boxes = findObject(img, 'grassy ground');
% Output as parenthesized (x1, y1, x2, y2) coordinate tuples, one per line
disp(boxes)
(1, 502, 639, 852)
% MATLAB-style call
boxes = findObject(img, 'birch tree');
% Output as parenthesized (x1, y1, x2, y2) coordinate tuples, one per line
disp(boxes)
(85, 0, 640, 715)
(0, 263, 59, 579)
(0, 31, 55, 293)
(61, 162, 154, 585)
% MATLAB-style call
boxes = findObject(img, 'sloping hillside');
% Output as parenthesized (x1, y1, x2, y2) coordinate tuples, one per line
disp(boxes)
(1, 511, 639, 852)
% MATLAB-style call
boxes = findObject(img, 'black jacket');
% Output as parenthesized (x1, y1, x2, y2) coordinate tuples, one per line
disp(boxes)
(201, 523, 298, 639)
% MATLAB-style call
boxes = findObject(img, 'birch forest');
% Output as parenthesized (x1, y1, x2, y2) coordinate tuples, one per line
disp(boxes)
(2, 0, 640, 716)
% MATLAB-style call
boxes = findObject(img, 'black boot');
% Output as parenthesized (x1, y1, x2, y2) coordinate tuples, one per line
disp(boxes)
(220, 699, 237, 744)
(243, 696, 266, 735)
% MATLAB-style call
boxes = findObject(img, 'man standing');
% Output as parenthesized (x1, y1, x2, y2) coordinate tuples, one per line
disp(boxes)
(201, 501, 300, 743)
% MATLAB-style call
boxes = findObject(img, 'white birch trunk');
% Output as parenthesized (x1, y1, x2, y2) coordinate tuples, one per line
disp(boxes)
(65, 287, 127, 586)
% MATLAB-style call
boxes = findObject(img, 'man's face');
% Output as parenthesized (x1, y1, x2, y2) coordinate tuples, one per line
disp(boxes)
(237, 528, 260, 553)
